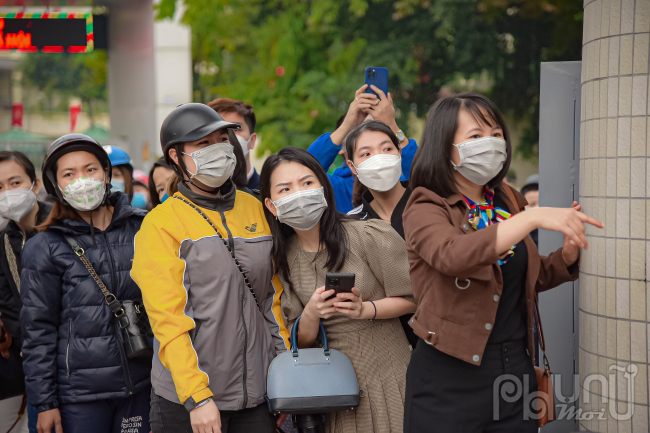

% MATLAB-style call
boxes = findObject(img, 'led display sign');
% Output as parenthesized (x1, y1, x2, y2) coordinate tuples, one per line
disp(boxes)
(0, 11, 93, 53)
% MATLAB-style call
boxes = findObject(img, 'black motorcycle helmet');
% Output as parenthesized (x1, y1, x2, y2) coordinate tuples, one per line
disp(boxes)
(160, 103, 240, 164)
(42, 133, 112, 201)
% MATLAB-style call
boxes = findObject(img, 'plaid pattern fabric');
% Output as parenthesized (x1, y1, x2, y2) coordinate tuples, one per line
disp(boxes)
(462, 188, 516, 265)
(280, 219, 413, 433)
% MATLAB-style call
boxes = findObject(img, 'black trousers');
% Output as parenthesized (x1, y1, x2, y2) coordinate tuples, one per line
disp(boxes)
(57, 385, 151, 433)
(404, 339, 539, 433)
(150, 390, 276, 433)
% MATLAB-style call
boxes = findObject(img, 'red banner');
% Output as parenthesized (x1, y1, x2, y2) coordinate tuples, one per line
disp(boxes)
(11, 102, 23, 127)
(69, 102, 82, 133)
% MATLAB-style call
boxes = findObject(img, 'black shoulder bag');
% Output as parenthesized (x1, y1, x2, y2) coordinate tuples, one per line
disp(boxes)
(64, 236, 153, 359)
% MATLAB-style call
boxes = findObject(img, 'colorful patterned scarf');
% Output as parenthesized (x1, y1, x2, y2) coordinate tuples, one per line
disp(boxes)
(462, 188, 516, 265)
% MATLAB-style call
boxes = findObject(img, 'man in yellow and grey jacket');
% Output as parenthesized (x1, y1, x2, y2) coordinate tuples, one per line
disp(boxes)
(132, 103, 289, 433)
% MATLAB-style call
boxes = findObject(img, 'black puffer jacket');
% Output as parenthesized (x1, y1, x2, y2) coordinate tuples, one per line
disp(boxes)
(0, 200, 52, 344)
(20, 193, 151, 412)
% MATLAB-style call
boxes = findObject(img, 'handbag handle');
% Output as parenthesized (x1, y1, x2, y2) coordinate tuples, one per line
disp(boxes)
(290, 315, 330, 358)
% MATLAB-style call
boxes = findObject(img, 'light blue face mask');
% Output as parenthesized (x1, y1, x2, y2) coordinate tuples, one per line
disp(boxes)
(160, 192, 169, 203)
(132, 192, 148, 209)
(111, 179, 125, 193)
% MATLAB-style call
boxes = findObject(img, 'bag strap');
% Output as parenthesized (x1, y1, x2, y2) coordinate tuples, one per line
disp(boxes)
(6, 394, 27, 433)
(501, 185, 551, 371)
(172, 196, 262, 313)
(4, 233, 21, 293)
(535, 299, 551, 371)
(63, 235, 124, 317)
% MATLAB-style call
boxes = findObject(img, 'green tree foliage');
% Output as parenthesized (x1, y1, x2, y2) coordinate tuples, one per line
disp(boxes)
(21, 50, 108, 124)
(478, 0, 584, 158)
(158, 0, 582, 157)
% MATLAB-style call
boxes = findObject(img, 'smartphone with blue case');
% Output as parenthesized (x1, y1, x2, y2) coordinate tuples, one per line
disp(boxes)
(364, 67, 388, 99)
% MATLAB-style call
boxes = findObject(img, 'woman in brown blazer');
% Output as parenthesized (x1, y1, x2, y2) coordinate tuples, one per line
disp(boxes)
(402, 92, 603, 433)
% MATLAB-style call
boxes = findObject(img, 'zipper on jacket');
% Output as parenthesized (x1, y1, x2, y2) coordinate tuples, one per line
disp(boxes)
(102, 232, 134, 395)
(219, 211, 248, 409)
(241, 282, 249, 408)
(66, 320, 72, 377)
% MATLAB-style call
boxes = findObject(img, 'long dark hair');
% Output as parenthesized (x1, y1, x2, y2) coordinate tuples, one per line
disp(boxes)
(343, 121, 402, 207)
(410, 92, 511, 198)
(0, 151, 37, 183)
(260, 147, 348, 290)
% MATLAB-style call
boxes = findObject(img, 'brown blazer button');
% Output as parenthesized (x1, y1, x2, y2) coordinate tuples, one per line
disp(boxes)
(472, 355, 480, 362)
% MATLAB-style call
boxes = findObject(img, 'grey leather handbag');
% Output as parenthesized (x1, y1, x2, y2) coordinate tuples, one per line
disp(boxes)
(266, 315, 361, 415)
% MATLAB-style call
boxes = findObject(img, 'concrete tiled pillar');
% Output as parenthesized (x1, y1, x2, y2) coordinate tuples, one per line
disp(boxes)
(580, 0, 650, 431)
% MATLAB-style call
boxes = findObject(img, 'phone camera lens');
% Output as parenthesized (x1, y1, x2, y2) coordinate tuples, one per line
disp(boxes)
(371, 70, 376, 78)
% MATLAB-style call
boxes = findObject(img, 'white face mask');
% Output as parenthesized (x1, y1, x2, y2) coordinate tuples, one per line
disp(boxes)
(60, 176, 107, 211)
(0, 184, 37, 222)
(183, 142, 236, 188)
(451, 136, 507, 185)
(272, 187, 328, 231)
(236, 135, 250, 157)
(353, 154, 402, 192)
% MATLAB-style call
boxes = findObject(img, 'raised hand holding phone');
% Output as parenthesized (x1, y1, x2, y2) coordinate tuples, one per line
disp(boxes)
(364, 67, 389, 98)
(330, 85, 378, 146)
(362, 85, 400, 133)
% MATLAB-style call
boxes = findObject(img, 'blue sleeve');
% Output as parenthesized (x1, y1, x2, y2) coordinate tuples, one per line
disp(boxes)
(20, 235, 62, 412)
(327, 168, 355, 214)
(400, 138, 418, 180)
(307, 133, 342, 172)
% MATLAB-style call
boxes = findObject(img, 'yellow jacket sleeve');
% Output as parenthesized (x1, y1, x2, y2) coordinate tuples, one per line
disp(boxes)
(271, 273, 290, 351)
(131, 210, 213, 404)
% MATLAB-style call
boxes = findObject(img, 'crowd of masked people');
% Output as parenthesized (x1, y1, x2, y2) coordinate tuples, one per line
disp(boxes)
(0, 85, 603, 433)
